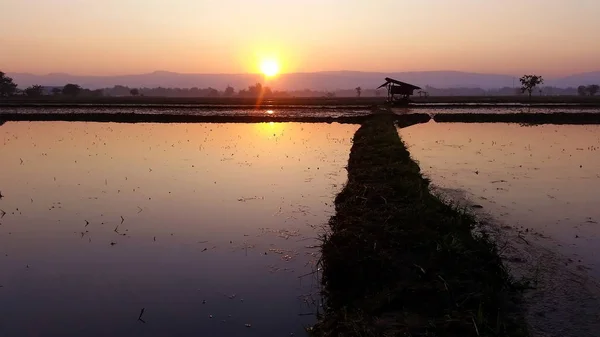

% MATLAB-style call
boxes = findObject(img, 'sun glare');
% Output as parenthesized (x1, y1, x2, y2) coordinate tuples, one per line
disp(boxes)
(260, 59, 279, 77)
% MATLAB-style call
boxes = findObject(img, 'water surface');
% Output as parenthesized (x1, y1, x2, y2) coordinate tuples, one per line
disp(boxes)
(399, 122, 600, 277)
(0, 121, 356, 336)
(0, 107, 370, 118)
(3, 106, 600, 118)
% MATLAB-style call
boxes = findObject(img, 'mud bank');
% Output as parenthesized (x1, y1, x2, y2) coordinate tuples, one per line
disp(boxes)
(0, 112, 431, 125)
(312, 115, 527, 336)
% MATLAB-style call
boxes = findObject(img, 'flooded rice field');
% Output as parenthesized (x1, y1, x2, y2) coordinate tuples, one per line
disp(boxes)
(399, 122, 600, 278)
(399, 107, 600, 114)
(0, 107, 371, 118)
(3, 106, 600, 118)
(0, 121, 357, 336)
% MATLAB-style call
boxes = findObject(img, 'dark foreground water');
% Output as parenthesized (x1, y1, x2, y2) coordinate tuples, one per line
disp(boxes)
(0, 121, 356, 337)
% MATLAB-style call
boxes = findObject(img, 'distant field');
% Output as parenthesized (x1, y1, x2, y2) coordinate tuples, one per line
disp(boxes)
(412, 95, 600, 104)
(2, 95, 600, 108)
(1, 96, 379, 107)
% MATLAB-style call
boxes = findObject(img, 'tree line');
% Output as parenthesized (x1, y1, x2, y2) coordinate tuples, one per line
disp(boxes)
(517, 75, 598, 97)
(2, 70, 599, 98)
(1, 73, 104, 98)
(0, 72, 286, 98)
(577, 85, 600, 96)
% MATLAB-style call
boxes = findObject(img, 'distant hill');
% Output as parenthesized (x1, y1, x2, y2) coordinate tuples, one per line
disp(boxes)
(547, 71, 600, 88)
(7, 70, 600, 91)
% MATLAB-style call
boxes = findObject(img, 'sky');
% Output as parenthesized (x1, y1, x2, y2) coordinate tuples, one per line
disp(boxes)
(1, 0, 599, 77)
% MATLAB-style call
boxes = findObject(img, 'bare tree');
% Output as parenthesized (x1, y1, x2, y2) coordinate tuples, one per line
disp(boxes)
(578, 85, 588, 96)
(355, 86, 361, 97)
(587, 84, 600, 96)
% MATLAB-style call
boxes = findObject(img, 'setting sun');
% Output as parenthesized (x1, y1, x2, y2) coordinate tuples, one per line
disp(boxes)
(260, 59, 279, 77)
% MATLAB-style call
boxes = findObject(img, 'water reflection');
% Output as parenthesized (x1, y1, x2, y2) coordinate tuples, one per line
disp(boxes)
(0, 107, 371, 118)
(399, 121, 600, 277)
(0, 121, 357, 337)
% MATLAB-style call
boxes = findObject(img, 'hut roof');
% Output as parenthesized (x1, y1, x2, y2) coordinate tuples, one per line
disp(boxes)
(377, 77, 421, 90)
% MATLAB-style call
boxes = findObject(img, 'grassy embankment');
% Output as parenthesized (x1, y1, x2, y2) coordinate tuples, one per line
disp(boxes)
(313, 114, 528, 336)
(0, 112, 367, 124)
(0, 110, 432, 125)
(0, 112, 430, 125)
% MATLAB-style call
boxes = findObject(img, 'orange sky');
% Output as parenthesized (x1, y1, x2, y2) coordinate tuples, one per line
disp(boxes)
(2, 0, 599, 76)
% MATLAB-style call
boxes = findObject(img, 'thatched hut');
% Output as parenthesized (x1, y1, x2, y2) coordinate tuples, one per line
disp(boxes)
(377, 77, 421, 104)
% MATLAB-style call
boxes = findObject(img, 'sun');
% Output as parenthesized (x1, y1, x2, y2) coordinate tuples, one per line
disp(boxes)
(260, 59, 279, 77)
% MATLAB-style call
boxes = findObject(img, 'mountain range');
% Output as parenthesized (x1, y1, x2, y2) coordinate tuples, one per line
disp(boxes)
(7, 70, 600, 91)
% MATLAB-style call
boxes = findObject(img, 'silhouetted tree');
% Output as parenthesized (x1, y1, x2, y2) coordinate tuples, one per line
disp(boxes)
(52, 88, 62, 96)
(206, 87, 219, 97)
(271, 90, 290, 98)
(90, 89, 104, 97)
(25, 85, 44, 97)
(249, 83, 262, 97)
(0, 71, 18, 97)
(76, 88, 104, 98)
(108, 85, 130, 96)
(587, 84, 599, 96)
(239, 83, 270, 97)
(130, 88, 140, 96)
(519, 75, 544, 99)
(263, 86, 272, 97)
(62, 83, 82, 97)
(224, 85, 235, 97)
(577, 85, 588, 96)
(355, 86, 361, 97)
